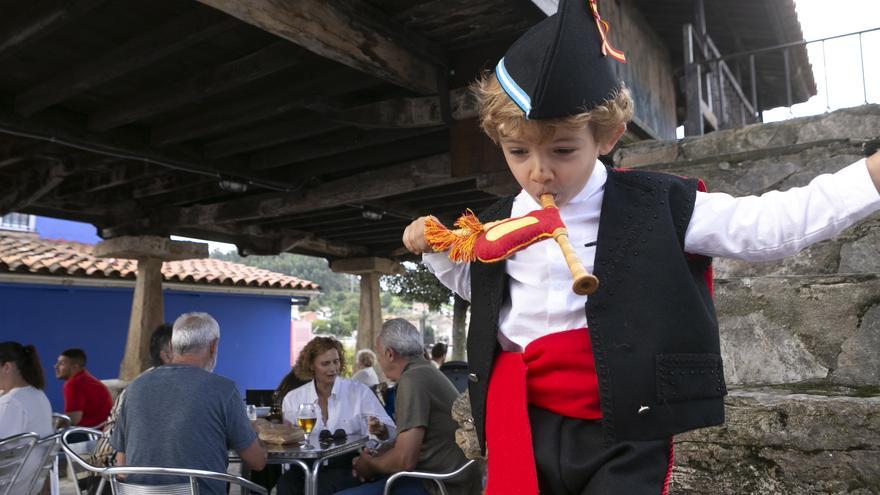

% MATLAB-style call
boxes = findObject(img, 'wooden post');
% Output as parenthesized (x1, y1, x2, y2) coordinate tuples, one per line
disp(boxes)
(95, 236, 208, 380)
(330, 257, 402, 353)
(683, 23, 704, 137)
(356, 272, 383, 353)
(121, 257, 164, 379)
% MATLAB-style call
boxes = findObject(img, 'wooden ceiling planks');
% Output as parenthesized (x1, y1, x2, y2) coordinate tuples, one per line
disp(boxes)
(0, 0, 817, 260)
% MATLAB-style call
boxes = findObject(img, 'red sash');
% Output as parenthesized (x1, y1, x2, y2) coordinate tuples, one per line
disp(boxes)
(485, 328, 600, 495)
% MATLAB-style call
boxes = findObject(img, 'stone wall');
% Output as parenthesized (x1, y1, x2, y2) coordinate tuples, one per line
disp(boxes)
(613, 105, 880, 494)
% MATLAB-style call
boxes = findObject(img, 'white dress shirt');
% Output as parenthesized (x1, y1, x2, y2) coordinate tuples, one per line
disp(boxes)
(424, 158, 880, 351)
(281, 377, 396, 438)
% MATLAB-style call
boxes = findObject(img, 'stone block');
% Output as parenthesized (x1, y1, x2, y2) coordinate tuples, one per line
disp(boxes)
(617, 105, 880, 167)
(713, 216, 880, 278)
(95, 236, 208, 261)
(613, 140, 679, 168)
(671, 390, 880, 494)
(716, 275, 880, 386)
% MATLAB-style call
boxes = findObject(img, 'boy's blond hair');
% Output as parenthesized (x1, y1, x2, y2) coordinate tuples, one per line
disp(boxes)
(472, 72, 634, 145)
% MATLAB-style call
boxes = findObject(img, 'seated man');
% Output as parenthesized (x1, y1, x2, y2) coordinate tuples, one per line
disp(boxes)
(111, 312, 266, 495)
(54, 348, 112, 427)
(338, 318, 481, 495)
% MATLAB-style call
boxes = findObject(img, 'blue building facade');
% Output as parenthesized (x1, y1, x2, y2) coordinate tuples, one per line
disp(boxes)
(0, 281, 294, 412)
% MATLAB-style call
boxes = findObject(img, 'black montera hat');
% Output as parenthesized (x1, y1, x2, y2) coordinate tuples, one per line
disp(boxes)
(496, 0, 626, 119)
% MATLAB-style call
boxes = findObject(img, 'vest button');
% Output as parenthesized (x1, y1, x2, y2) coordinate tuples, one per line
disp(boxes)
(468, 373, 479, 383)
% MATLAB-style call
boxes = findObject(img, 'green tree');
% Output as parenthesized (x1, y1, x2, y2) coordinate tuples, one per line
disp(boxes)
(383, 262, 452, 311)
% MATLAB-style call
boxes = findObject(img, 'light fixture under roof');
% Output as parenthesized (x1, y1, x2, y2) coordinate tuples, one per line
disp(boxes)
(362, 210, 383, 221)
(218, 179, 248, 193)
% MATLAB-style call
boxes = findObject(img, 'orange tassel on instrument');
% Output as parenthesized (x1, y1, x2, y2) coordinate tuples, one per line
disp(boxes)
(424, 210, 488, 263)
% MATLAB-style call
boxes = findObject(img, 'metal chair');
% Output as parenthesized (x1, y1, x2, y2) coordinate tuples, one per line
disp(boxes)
(60, 427, 107, 495)
(382, 459, 477, 495)
(61, 427, 267, 495)
(19, 432, 63, 495)
(49, 413, 71, 495)
(0, 432, 39, 495)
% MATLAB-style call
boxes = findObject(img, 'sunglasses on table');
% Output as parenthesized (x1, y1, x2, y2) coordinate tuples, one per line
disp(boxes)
(318, 429, 347, 442)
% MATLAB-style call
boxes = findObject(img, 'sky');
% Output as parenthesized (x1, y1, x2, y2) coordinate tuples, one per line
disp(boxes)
(761, 0, 880, 121)
(187, 1, 880, 254)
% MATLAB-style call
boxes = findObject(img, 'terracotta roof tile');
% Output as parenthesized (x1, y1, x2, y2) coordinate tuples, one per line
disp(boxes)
(0, 233, 320, 291)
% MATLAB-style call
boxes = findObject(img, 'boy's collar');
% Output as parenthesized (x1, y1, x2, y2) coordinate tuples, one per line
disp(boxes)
(515, 159, 607, 208)
(568, 160, 607, 205)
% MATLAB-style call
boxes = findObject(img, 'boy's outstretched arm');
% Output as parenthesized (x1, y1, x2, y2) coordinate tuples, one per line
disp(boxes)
(403, 215, 472, 301)
(867, 151, 880, 193)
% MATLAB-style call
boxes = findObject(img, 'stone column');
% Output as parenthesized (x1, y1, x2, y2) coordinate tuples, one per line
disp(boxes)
(95, 236, 207, 380)
(330, 257, 403, 352)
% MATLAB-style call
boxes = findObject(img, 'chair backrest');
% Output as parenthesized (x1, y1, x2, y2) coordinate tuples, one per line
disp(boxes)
(61, 427, 104, 474)
(0, 432, 39, 495)
(20, 432, 62, 495)
(439, 361, 470, 393)
(61, 427, 108, 495)
(104, 466, 268, 495)
(383, 459, 477, 495)
(52, 413, 72, 431)
(61, 428, 267, 495)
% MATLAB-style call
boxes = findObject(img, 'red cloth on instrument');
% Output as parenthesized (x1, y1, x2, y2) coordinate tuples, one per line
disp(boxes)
(486, 328, 600, 495)
(474, 206, 565, 262)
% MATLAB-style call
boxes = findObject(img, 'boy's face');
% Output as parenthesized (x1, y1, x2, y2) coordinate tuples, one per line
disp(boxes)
(500, 125, 616, 206)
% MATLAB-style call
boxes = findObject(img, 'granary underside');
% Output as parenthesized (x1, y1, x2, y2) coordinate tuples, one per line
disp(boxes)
(0, 0, 815, 261)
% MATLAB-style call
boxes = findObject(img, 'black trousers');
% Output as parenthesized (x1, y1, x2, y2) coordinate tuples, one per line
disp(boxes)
(528, 406, 672, 495)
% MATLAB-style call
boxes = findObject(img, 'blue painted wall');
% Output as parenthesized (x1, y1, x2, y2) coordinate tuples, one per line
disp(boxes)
(0, 282, 292, 412)
(35, 217, 101, 244)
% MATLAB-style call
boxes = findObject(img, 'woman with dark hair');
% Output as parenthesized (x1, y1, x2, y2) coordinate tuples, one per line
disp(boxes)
(276, 336, 395, 495)
(0, 341, 53, 439)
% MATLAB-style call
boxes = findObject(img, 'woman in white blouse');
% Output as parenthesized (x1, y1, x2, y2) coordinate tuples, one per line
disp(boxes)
(0, 341, 53, 494)
(0, 341, 52, 439)
(277, 337, 395, 495)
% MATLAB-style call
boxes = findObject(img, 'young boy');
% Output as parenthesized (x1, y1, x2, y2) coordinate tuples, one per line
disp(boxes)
(402, 0, 880, 494)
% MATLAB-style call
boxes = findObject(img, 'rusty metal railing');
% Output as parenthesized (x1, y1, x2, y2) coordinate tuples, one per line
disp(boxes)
(683, 26, 880, 136)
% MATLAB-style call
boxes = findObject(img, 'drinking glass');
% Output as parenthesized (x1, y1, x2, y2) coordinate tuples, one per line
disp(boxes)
(296, 403, 319, 449)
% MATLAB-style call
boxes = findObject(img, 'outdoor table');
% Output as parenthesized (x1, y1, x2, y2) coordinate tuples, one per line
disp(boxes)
(232, 434, 368, 495)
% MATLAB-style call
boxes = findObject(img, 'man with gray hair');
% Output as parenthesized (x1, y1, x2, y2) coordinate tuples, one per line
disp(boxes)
(339, 318, 481, 495)
(111, 312, 266, 494)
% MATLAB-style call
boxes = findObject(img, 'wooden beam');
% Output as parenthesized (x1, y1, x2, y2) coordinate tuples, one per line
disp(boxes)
(195, 0, 442, 94)
(249, 127, 440, 170)
(51, 162, 151, 198)
(275, 130, 449, 179)
(88, 41, 306, 131)
(328, 87, 477, 128)
(150, 71, 375, 146)
(203, 117, 346, 159)
(178, 224, 370, 259)
(0, 102, 294, 192)
(14, 8, 236, 116)
(278, 232, 370, 258)
(156, 153, 460, 227)
(0, 160, 70, 215)
(0, 0, 106, 59)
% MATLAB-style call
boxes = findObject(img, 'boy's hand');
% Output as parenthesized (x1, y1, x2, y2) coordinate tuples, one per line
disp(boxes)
(867, 150, 880, 194)
(403, 216, 435, 254)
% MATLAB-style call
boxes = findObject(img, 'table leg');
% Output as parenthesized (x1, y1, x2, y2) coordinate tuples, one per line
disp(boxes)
(290, 460, 310, 495)
(309, 460, 324, 495)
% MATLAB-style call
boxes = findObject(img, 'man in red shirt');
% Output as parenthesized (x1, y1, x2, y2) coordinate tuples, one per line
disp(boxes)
(54, 348, 112, 427)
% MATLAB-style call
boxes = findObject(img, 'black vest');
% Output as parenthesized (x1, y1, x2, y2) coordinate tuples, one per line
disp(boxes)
(466, 167, 726, 451)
